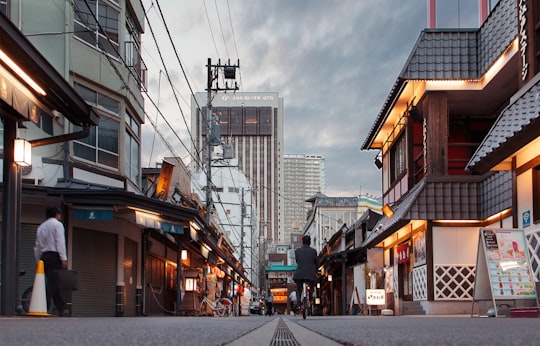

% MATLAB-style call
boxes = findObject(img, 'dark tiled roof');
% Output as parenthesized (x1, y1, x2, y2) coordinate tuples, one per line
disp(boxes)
(467, 78, 540, 172)
(478, 0, 517, 73)
(363, 172, 512, 247)
(401, 30, 479, 80)
(362, 0, 517, 150)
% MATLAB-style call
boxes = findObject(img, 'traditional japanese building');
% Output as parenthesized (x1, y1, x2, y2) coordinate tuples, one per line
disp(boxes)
(362, 0, 523, 315)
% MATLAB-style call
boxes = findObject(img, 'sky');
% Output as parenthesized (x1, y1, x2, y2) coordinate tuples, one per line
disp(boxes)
(139, 0, 482, 198)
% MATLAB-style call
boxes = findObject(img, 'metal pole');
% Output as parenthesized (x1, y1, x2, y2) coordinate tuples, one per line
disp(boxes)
(205, 58, 212, 225)
(1, 118, 19, 316)
(240, 188, 245, 268)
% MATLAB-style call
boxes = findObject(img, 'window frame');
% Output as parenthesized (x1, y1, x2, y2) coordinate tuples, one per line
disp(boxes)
(73, 0, 120, 58)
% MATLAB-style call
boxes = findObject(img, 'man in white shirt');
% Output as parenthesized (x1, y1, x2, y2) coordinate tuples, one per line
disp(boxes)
(34, 206, 68, 316)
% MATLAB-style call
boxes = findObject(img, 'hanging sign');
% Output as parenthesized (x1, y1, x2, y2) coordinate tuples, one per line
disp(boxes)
(397, 243, 410, 264)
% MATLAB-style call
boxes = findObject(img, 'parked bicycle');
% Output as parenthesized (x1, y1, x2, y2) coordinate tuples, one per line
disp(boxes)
(0, 269, 33, 315)
(199, 296, 233, 317)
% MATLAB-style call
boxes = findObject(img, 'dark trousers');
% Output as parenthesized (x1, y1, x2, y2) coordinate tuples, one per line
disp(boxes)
(294, 279, 314, 308)
(40, 251, 65, 313)
(265, 301, 273, 315)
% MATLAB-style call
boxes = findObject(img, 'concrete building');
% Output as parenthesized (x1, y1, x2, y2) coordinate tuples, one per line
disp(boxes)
(283, 154, 326, 239)
(192, 161, 260, 290)
(191, 92, 284, 246)
(0, 1, 247, 317)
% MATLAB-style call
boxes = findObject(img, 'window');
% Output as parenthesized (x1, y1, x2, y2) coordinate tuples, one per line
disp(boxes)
(74, 118, 119, 169)
(390, 133, 407, 183)
(244, 107, 258, 135)
(73, 0, 119, 57)
(125, 11, 146, 90)
(533, 166, 540, 224)
(73, 83, 120, 169)
(74, 83, 119, 116)
(124, 112, 140, 184)
(0, 0, 8, 16)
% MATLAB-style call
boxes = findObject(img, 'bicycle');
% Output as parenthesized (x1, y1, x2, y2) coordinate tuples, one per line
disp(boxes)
(1, 270, 33, 315)
(199, 296, 233, 317)
(300, 281, 312, 320)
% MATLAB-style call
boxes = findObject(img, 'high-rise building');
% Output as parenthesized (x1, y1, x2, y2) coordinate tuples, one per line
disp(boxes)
(283, 154, 326, 240)
(191, 92, 284, 245)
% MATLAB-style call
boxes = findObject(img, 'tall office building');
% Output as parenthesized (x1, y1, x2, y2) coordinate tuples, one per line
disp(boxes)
(283, 154, 326, 240)
(191, 92, 284, 245)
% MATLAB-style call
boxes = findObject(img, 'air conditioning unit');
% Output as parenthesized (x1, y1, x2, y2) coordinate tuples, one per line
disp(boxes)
(21, 156, 44, 183)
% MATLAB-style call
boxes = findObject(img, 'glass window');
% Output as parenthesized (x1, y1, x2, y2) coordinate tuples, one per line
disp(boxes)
(0, 0, 8, 16)
(390, 133, 407, 183)
(124, 131, 139, 184)
(74, 0, 119, 57)
(74, 83, 119, 116)
(244, 107, 258, 135)
(259, 107, 272, 135)
(74, 117, 119, 169)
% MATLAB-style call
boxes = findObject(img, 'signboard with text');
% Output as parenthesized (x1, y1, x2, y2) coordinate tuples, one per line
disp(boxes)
(472, 228, 538, 316)
(366, 289, 386, 305)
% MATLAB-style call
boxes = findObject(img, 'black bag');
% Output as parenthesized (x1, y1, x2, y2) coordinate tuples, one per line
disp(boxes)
(55, 269, 79, 290)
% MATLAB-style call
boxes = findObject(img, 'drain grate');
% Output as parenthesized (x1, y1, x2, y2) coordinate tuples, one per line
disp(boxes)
(270, 318, 301, 346)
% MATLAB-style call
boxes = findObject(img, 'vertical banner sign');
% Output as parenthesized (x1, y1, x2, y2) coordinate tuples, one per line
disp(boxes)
(473, 228, 538, 316)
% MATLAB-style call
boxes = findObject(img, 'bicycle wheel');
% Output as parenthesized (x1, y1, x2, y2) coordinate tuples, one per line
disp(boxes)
(302, 283, 307, 319)
(21, 286, 33, 313)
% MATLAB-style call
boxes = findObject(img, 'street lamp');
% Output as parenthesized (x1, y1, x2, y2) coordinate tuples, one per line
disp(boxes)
(328, 274, 333, 315)
(14, 138, 31, 166)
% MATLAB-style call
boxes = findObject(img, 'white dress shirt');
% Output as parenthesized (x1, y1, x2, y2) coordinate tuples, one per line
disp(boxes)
(34, 217, 67, 261)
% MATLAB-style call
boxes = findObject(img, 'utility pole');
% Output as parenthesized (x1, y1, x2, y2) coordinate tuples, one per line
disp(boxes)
(240, 187, 245, 268)
(205, 58, 239, 225)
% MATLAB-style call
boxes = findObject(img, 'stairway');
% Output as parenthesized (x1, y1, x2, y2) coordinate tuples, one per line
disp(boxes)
(402, 301, 425, 315)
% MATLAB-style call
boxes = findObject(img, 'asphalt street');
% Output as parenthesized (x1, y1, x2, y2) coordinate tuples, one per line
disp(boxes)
(0, 314, 538, 345)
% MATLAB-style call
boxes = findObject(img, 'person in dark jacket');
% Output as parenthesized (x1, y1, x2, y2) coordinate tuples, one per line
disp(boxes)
(293, 235, 318, 310)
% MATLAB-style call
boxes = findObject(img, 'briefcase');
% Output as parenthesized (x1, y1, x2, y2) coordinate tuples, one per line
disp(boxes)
(55, 269, 79, 291)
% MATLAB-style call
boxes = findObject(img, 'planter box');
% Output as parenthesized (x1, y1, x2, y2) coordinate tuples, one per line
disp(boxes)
(509, 307, 540, 318)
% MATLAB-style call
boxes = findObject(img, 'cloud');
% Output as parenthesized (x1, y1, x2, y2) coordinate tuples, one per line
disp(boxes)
(141, 0, 428, 197)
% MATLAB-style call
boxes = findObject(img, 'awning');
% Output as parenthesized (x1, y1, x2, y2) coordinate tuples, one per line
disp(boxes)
(0, 13, 98, 126)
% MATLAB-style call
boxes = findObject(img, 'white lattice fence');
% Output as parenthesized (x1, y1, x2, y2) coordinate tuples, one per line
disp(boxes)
(413, 265, 427, 301)
(526, 230, 540, 282)
(434, 265, 475, 300)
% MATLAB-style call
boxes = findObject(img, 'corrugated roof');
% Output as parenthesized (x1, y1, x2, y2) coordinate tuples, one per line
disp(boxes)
(467, 78, 540, 173)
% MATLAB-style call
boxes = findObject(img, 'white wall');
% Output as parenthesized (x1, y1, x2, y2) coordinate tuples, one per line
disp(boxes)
(432, 226, 479, 265)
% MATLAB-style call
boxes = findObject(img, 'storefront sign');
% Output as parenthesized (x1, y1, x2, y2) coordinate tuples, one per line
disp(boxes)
(518, 0, 529, 81)
(72, 208, 113, 221)
(366, 289, 386, 305)
(397, 243, 410, 264)
(268, 271, 293, 279)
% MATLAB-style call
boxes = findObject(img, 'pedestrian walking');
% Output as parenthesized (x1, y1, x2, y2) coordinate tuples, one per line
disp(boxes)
(34, 206, 69, 316)
(265, 292, 274, 316)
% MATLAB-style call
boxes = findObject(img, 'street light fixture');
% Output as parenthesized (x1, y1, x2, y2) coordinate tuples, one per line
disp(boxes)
(14, 138, 31, 166)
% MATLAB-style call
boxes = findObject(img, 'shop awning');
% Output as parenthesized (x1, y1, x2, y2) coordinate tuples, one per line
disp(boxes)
(0, 13, 98, 126)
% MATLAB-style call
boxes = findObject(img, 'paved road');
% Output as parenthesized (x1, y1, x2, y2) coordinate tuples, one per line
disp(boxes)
(1, 314, 538, 345)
